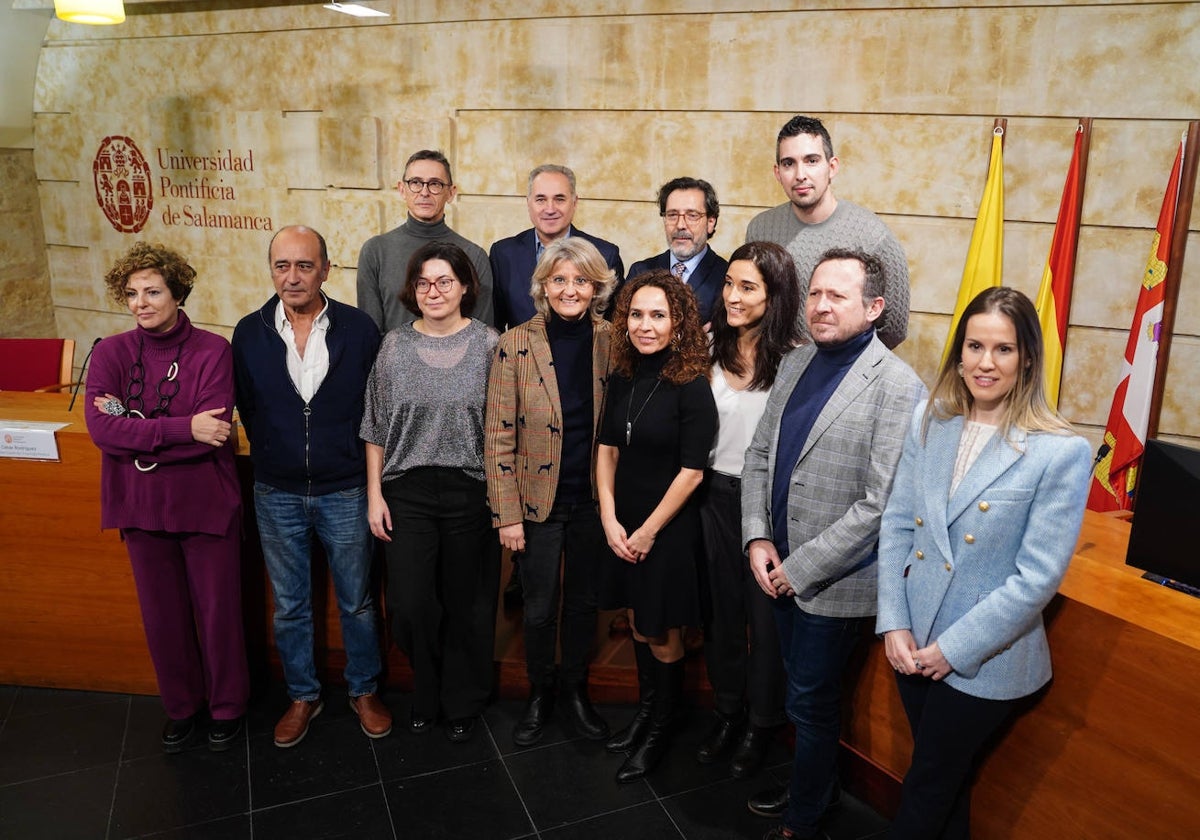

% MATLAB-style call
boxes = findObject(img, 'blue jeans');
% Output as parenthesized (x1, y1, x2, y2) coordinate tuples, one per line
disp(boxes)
(775, 601, 865, 838)
(254, 482, 382, 701)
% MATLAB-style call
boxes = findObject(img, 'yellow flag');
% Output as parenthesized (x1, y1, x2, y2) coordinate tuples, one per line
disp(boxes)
(942, 129, 1005, 365)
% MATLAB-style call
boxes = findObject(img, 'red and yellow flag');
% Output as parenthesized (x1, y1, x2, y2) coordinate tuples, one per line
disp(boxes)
(942, 128, 1005, 365)
(1034, 124, 1087, 409)
(1088, 137, 1184, 511)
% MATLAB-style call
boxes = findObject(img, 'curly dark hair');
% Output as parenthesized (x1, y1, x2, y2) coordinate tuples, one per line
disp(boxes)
(103, 242, 196, 306)
(610, 271, 710, 386)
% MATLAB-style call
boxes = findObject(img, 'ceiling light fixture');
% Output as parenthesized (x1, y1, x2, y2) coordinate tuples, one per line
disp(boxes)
(54, 0, 125, 25)
(323, 2, 389, 17)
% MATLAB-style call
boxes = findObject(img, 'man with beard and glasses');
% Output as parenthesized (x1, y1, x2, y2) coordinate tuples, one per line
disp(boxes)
(628, 177, 728, 326)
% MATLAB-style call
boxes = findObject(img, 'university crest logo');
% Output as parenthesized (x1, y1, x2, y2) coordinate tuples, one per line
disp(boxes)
(93, 136, 153, 233)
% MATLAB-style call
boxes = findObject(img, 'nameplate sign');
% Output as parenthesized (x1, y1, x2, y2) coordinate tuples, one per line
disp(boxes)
(0, 420, 68, 461)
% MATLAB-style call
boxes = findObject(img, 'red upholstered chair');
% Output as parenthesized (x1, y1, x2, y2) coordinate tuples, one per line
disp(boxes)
(0, 338, 76, 392)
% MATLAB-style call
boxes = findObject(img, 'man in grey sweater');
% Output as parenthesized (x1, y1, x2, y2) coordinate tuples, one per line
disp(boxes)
(357, 149, 494, 331)
(745, 116, 910, 349)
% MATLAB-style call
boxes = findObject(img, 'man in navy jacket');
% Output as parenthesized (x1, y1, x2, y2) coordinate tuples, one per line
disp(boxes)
(490, 164, 624, 330)
(233, 225, 391, 749)
(627, 177, 727, 326)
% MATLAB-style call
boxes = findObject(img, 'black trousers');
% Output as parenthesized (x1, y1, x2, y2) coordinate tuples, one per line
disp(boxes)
(519, 498, 604, 687)
(698, 472, 786, 728)
(382, 467, 500, 720)
(888, 674, 1018, 840)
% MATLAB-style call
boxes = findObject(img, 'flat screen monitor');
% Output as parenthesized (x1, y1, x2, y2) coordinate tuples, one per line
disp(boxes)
(1125, 438, 1200, 592)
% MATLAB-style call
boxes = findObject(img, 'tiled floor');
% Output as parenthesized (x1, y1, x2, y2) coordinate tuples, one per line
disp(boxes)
(0, 681, 890, 839)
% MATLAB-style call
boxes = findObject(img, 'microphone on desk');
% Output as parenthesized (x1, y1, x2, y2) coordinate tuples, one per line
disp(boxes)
(67, 337, 103, 414)
(1092, 442, 1111, 467)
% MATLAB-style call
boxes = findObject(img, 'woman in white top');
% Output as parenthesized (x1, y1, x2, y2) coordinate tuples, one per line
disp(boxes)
(696, 241, 803, 780)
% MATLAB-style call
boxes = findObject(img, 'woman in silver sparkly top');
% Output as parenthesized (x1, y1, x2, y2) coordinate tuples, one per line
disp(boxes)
(362, 241, 500, 744)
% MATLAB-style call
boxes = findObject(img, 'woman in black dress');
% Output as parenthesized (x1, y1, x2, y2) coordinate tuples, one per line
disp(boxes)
(596, 270, 717, 783)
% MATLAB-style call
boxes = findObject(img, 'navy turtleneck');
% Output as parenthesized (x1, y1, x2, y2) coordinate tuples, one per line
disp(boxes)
(546, 312, 595, 502)
(771, 326, 875, 556)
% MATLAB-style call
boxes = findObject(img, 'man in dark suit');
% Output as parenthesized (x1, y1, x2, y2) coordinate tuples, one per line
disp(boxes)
(490, 164, 624, 330)
(627, 177, 727, 325)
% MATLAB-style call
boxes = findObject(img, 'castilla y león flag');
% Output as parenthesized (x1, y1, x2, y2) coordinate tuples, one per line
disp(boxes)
(1088, 138, 1184, 511)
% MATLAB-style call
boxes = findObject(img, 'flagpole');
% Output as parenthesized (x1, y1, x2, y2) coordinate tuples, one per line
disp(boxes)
(1145, 120, 1199, 443)
(1075, 116, 1092, 213)
(1064, 116, 1092, 368)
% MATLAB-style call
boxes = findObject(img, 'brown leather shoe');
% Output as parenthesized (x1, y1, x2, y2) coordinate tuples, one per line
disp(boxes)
(349, 693, 393, 739)
(274, 699, 324, 748)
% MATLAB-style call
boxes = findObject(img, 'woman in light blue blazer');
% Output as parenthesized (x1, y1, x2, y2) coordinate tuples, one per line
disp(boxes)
(876, 287, 1091, 839)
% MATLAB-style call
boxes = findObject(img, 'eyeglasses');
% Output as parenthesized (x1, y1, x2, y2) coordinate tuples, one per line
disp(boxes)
(403, 178, 450, 195)
(663, 210, 706, 224)
(415, 278, 458, 293)
(547, 276, 592, 289)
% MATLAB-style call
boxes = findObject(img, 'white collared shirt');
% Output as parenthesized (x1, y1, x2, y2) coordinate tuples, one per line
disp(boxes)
(274, 296, 330, 402)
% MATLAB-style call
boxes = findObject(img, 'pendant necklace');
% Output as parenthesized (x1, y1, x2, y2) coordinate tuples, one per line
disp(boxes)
(624, 377, 662, 445)
(124, 333, 187, 472)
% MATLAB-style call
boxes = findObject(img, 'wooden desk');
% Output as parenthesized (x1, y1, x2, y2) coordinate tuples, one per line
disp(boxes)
(843, 509, 1200, 838)
(0, 390, 158, 692)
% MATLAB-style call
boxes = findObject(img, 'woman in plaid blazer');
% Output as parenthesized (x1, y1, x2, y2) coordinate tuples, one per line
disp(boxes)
(484, 238, 617, 747)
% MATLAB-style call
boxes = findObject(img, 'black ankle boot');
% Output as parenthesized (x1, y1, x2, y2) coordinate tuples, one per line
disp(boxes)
(606, 641, 656, 753)
(513, 685, 555, 747)
(615, 656, 683, 783)
(695, 709, 746, 764)
(730, 724, 776, 778)
(562, 682, 609, 740)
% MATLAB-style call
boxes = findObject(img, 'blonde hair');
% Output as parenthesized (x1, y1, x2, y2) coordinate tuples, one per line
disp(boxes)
(924, 286, 1073, 443)
(529, 238, 617, 322)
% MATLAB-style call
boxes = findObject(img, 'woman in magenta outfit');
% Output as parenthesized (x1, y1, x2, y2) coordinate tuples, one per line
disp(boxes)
(85, 242, 249, 754)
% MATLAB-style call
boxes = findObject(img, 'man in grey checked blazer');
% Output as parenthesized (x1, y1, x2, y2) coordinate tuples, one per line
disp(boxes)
(741, 248, 925, 840)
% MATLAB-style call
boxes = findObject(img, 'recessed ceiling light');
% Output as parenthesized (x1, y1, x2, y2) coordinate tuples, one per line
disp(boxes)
(54, 0, 125, 25)
(323, 3, 389, 18)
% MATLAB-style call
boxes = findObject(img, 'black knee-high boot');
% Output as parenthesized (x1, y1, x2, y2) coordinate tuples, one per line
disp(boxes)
(615, 656, 683, 783)
(605, 640, 656, 753)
